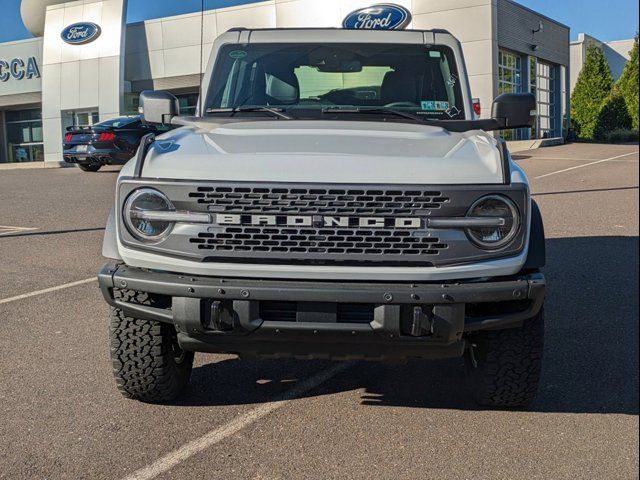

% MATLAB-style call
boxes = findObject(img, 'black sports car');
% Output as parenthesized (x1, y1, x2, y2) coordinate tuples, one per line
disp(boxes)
(63, 116, 170, 172)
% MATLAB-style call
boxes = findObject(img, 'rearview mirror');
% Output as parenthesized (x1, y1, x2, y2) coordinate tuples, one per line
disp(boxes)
(491, 93, 536, 129)
(139, 90, 180, 125)
(316, 59, 363, 73)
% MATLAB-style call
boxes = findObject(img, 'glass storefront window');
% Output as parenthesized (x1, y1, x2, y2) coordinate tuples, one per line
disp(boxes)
(176, 93, 199, 115)
(61, 110, 100, 134)
(530, 58, 556, 139)
(498, 50, 526, 141)
(4, 108, 44, 163)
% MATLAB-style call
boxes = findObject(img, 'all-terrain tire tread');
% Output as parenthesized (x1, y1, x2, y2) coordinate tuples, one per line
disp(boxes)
(470, 309, 544, 408)
(109, 306, 194, 403)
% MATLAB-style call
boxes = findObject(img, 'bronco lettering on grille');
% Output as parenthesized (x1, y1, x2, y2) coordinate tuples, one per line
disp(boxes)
(215, 214, 423, 229)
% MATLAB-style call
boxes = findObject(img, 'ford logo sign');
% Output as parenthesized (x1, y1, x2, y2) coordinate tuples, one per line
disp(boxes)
(343, 4, 411, 30)
(61, 22, 102, 45)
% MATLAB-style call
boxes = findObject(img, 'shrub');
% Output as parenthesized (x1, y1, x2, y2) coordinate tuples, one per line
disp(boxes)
(616, 36, 639, 131)
(594, 93, 632, 140)
(571, 44, 614, 139)
(603, 129, 639, 144)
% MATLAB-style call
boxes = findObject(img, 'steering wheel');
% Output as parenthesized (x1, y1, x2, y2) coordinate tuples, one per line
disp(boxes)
(384, 102, 419, 108)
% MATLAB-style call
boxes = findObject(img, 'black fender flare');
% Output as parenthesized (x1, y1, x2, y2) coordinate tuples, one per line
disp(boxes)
(524, 199, 546, 270)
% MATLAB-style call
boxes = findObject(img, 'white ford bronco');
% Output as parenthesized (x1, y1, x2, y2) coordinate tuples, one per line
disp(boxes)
(99, 26, 546, 408)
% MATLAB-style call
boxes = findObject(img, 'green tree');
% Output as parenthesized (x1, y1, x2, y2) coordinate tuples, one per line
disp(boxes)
(571, 44, 614, 139)
(594, 93, 632, 140)
(616, 35, 639, 131)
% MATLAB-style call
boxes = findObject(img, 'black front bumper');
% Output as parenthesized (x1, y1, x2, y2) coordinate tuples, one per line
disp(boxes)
(98, 263, 545, 360)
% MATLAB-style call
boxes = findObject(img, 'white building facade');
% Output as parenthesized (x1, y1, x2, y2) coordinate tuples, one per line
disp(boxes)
(570, 33, 635, 93)
(0, 0, 571, 165)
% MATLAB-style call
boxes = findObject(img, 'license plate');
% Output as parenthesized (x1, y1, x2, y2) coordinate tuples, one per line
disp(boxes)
(76, 145, 88, 153)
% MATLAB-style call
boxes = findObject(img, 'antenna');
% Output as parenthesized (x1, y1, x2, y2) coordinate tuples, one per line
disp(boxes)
(199, 0, 205, 116)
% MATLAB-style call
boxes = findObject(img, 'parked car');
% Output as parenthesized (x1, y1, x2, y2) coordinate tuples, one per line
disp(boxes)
(98, 27, 545, 408)
(63, 116, 170, 172)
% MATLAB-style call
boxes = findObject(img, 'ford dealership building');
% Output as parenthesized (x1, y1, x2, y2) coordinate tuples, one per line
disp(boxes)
(0, 0, 574, 166)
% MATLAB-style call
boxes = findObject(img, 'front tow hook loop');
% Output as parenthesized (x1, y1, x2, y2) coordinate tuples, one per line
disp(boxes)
(410, 306, 433, 337)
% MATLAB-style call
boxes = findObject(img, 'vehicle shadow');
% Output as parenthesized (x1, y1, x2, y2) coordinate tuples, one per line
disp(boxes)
(180, 235, 639, 415)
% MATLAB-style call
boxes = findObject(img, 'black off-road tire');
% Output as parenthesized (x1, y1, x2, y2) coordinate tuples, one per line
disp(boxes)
(109, 305, 194, 403)
(78, 163, 101, 172)
(467, 309, 544, 408)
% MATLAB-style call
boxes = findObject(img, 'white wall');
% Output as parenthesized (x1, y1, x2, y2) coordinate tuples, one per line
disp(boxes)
(0, 38, 43, 98)
(604, 39, 635, 80)
(570, 33, 634, 93)
(41, 0, 127, 164)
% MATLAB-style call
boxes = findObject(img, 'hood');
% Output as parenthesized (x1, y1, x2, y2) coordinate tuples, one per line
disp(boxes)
(140, 120, 504, 184)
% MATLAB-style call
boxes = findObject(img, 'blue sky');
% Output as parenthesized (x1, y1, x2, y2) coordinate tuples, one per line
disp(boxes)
(0, 0, 637, 44)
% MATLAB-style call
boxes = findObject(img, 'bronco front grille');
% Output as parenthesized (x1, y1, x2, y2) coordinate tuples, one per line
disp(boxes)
(184, 186, 449, 265)
(188, 186, 450, 216)
(190, 226, 448, 258)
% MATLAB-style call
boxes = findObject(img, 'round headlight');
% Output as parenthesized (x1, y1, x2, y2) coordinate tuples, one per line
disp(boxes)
(465, 195, 520, 249)
(124, 188, 174, 242)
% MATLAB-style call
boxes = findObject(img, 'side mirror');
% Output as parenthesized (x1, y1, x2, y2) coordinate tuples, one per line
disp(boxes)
(492, 93, 536, 129)
(139, 90, 180, 125)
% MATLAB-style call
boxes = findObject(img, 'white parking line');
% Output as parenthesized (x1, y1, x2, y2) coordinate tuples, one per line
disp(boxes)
(121, 362, 353, 480)
(0, 278, 97, 306)
(0, 225, 38, 237)
(534, 151, 639, 180)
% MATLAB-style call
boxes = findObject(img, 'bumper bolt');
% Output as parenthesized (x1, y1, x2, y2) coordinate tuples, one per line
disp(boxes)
(513, 289, 524, 299)
(411, 293, 420, 301)
(119, 281, 127, 288)
(188, 287, 195, 294)
(241, 289, 250, 298)
(217, 288, 226, 295)
(442, 294, 455, 302)
(383, 293, 393, 302)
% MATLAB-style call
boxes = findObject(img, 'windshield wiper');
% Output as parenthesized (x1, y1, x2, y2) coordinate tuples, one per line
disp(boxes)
(205, 106, 293, 120)
(320, 107, 508, 133)
(321, 107, 426, 123)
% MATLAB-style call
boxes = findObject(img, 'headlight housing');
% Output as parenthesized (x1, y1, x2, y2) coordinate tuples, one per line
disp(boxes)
(465, 195, 520, 249)
(123, 188, 175, 242)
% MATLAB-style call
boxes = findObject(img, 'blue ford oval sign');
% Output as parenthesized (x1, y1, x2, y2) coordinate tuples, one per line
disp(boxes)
(343, 4, 411, 30)
(61, 22, 102, 45)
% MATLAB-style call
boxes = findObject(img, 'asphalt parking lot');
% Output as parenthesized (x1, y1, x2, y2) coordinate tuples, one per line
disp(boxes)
(0, 142, 638, 480)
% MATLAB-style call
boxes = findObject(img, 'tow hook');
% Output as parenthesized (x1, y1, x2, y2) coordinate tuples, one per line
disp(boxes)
(410, 306, 433, 337)
(468, 343, 479, 368)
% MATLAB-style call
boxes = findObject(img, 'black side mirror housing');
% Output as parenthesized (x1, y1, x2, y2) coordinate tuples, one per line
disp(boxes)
(492, 93, 536, 129)
(139, 90, 180, 125)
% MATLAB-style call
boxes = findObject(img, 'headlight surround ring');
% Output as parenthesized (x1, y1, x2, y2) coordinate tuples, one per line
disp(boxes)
(465, 195, 521, 250)
(123, 188, 175, 243)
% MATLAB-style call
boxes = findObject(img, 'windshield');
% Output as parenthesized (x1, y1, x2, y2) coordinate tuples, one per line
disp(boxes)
(205, 43, 466, 120)
(95, 117, 140, 128)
